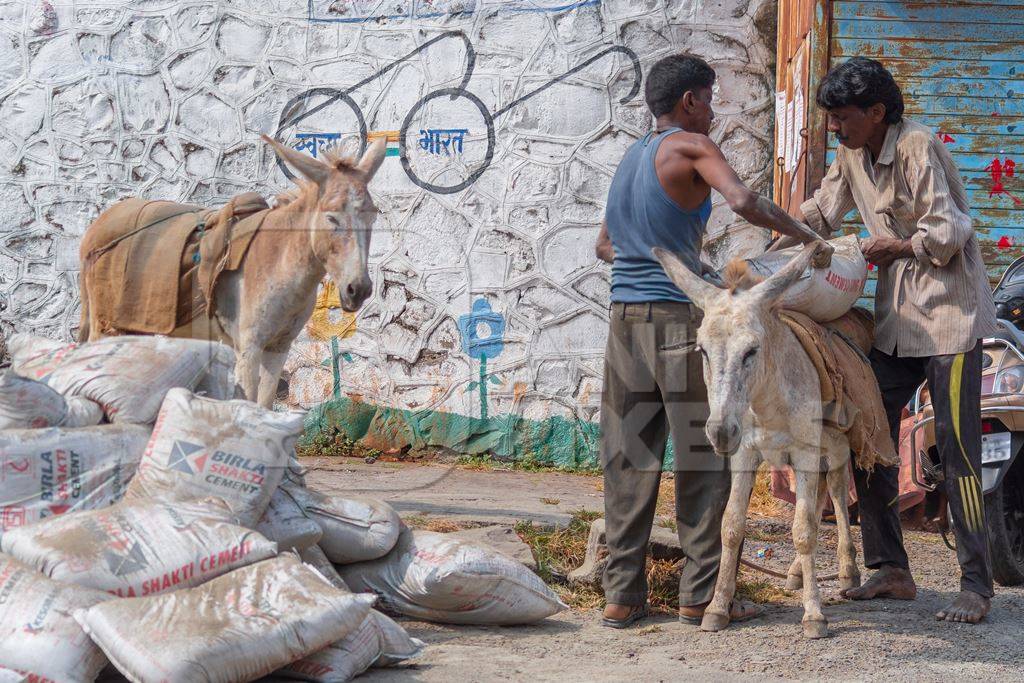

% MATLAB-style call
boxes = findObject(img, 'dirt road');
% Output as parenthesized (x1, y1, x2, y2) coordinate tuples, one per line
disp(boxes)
(304, 458, 1024, 682)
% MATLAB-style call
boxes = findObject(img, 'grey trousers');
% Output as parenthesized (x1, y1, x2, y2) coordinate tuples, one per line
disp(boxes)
(600, 302, 730, 607)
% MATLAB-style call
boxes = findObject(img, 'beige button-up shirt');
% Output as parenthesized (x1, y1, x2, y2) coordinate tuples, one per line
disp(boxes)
(801, 118, 997, 357)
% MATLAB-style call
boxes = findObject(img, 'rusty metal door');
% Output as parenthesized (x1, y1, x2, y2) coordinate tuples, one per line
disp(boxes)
(828, 0, 1024, 291)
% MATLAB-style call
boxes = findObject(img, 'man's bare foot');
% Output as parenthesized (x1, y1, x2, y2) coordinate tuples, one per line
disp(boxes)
(841, 565, 917, 600)
(935, 590, 990, 623)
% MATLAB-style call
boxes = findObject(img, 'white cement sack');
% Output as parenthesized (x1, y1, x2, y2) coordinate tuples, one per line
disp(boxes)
(125, 388, 304, 526)
(0, 554, 112, 683)
(280, 610, 425, 683)
(76, 554, 375, 683)
(0, 498, 276, 597)
(300, 544, 350, 592)
(256, 486, 323, 552)
(289, 487, 401, 564)
(338, 527, 567, 625)
(743, 234, 867, 322)
(0, 424, 150, 540)
(9, 334, 237, 424)
(0, 371, 104, 430)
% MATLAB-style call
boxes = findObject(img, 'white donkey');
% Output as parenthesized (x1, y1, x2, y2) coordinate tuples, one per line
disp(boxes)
(653, 242, 859, 639)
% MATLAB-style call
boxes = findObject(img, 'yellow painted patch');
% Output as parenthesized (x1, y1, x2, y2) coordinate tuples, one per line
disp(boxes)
(368, 130, 400, 142)
(306, 279, 357, 341)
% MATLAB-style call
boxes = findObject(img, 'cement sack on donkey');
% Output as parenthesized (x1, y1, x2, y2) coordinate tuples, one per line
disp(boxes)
(288, 486, 401, 564)
(0, 497, 276, 597)
(125, 388, 304, 526)
(0, 554, 113, 683)
(256, 486, 323, 552)
(0, 424, 150, 539)
(300, 544, 349, 591)
(0, 371, 103, 429)
(75, 554, 375, 683)
(280, 609, 425, 683)
(8, 334, 236, 424)
(742, 234, 867, 322)
(338, 527, 567, 625)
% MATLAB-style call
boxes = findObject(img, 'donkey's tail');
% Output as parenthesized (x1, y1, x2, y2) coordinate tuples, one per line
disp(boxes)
(77, 270, 91, 343)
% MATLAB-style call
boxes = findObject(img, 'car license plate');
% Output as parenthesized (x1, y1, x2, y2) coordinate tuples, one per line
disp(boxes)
(982, 432, 1012, 464)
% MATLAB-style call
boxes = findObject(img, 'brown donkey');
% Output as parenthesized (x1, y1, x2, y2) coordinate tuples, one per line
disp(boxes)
(78, 135, 386, 407)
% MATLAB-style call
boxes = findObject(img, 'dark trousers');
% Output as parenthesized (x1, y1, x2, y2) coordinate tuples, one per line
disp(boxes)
(600, 302, 730, 607)
(855, 341, 994, 597)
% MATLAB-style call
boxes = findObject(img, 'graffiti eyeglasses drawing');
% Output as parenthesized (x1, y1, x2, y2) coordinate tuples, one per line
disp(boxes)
(273, 30, 640, 194)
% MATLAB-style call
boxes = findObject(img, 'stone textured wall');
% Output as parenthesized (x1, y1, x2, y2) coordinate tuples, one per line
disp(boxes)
(1, 0, 776, 455)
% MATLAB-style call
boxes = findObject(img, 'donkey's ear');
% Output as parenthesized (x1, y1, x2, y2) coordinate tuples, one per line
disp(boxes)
(357, 136, 387, 179)
(748, 241, 819, 307)
(651, 247, 721, 310)
(262, 134, 330, 186)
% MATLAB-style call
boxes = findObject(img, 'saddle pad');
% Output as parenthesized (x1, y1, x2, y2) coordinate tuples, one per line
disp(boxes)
(85, 199, 210, 335)
(779, 309, 897, 471)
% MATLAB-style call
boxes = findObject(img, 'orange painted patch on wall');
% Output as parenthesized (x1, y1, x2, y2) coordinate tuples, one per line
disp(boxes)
(368, 130, 401, 157)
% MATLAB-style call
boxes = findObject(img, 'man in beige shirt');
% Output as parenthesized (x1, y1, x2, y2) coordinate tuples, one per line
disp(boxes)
(799, 57, 998, 623)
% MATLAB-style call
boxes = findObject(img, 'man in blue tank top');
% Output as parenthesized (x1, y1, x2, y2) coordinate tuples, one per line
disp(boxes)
(597, 54, 831, 628)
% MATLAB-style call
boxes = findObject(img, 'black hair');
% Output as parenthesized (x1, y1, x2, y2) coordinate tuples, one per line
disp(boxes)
(816, 57, 904, 124)
(644, 54, 716, 117)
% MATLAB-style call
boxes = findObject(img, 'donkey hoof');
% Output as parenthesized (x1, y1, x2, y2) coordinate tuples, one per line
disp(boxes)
(700, 611, 730, 633)
(802, 619, 828, 639)
(839, 574, 861, 592)
(785, 574, 803, 591)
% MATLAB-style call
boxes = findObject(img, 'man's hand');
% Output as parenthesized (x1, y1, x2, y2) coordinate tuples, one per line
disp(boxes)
(811, 240, 834, 269)
(860, 235, 913, 267)
(595, 220, 614, 264)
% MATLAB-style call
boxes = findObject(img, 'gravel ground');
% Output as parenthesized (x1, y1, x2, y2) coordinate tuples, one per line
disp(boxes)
(304, 459, 1024, 682)
(358, 525, 1024, 682)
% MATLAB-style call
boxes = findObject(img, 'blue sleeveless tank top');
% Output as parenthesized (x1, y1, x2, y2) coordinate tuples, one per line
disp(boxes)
(605, 127, 711, 303)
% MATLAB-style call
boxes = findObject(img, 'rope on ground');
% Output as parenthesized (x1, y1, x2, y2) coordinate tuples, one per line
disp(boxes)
(739, 558, 839, 582)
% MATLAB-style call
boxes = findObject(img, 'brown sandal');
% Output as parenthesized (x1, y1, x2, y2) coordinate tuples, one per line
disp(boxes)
(602, 605, 648, 629)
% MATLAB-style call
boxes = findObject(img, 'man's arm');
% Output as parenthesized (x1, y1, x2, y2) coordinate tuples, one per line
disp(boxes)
(595, 219, 614, 264)
(688, 137, 832, 265)
(906, 147, 974, 268)
(768, 153, 858, 254)
(859, 143, 972, 269)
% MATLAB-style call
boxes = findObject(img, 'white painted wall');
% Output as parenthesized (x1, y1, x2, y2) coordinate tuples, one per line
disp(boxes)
(0, 0, 775, 428)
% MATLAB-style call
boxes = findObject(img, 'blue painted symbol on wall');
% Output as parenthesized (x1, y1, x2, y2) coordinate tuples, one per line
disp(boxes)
(458, 299, 505, 420)
(458, 299, 505, 361)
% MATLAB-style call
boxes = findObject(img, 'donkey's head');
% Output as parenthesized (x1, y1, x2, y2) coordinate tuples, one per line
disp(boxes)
(652, 242, 825, 456)
(262, 134, 387, 312)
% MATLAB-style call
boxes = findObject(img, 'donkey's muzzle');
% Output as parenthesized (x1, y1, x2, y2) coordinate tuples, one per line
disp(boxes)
(340, 278, 372, 312)
(707, 419, 741, 457)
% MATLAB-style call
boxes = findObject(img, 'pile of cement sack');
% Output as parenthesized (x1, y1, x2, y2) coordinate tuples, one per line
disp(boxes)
(0, 334, 566, 683)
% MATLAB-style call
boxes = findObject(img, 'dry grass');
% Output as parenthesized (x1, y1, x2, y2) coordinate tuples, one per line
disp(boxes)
(540, 497, 561, 506)
(401, 515, 477, 533)
(655, 468, 784, 521)
(516, 509, 791, 614)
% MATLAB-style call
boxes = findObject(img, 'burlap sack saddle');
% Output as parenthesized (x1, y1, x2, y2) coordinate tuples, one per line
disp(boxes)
(82, 194, 270, 336)
(778, 308, 898, 471)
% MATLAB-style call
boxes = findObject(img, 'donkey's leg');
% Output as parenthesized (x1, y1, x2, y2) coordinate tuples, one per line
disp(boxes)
(701, 455, 756, 633)
(786, 476, 828, 591)
(793, 466, 827, 638)
(234, 339, 262, 403)
(256, 350, 288, 409)
(827, 461, 860, 591)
